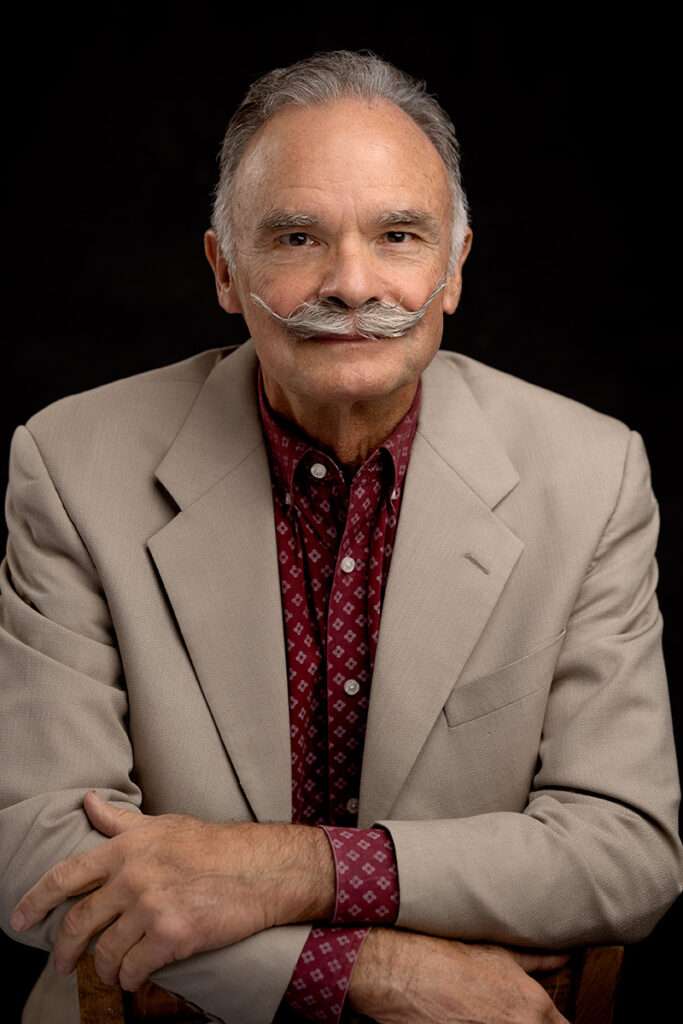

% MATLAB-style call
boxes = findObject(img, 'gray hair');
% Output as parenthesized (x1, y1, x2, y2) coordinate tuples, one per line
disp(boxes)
(210, 49, 469, 276)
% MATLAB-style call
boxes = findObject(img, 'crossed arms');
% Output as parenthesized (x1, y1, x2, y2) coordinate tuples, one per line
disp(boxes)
(1, 423, 682, 1023)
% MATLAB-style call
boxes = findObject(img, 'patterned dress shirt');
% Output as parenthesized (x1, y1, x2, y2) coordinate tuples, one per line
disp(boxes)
(255, 364, 421, 1023)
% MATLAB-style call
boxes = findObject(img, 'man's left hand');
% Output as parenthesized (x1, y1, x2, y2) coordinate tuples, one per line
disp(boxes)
(10, 791, 334, 990)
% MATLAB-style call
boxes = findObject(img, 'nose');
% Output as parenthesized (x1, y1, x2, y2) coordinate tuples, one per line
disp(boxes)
(317, 242, 384, 310)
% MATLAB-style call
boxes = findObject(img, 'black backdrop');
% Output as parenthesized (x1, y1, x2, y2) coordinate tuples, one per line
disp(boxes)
(2, 8, 680, 1021)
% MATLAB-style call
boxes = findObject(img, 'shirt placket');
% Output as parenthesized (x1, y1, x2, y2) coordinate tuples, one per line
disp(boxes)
(325, 458, 382, 826)
(291, 453, 347, 823)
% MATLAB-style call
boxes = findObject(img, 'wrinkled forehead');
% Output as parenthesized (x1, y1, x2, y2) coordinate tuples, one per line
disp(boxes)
(231, 97, 453, 228)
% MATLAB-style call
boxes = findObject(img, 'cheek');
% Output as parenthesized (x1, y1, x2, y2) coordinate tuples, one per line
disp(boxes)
(248, 267, 313, 318)
(391, 267, 447, 313)
(405, 305, 446, 361)
(246, 266, 276, 301)
(244, 248, 315, 299)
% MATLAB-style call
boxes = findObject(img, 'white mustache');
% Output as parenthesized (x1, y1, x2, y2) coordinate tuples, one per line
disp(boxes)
(249, 279, 447, 340)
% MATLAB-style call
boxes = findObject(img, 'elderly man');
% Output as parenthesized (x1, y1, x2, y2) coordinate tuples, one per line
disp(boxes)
(1, 49, 681, 1024)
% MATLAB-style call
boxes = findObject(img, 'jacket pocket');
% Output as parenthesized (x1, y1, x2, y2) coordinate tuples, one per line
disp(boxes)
(443, 628, 567, 728)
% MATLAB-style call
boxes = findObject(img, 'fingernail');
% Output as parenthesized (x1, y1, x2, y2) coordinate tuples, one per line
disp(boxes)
(10, 911, 26, 931)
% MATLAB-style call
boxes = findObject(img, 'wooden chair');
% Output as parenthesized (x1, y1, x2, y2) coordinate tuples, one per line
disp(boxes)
(77, 944, 624, 1023)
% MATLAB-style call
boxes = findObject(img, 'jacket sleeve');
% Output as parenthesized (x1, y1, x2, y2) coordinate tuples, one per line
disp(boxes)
(376, 428, 683, 948)
(0, 424, 311, 1024)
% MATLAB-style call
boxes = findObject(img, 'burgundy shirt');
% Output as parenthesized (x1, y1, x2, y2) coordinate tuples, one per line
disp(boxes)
(256, 364, 421, 1023)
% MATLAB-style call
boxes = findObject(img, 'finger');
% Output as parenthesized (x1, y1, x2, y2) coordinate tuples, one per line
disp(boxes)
(83, 791, 147, 838)
(54, 886, 127, 977)
(119, 930, 181, 992)
(505, 948, 571, 973)
(92, 913, 147, 987)
(10, 846, 113, 932)
(528, 952, 572, 972)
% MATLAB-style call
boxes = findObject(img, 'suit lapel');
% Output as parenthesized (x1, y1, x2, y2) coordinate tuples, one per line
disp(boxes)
(146, 339, 524, 828)
(147, 341, 292, 824)
(358, 354, 524, 825)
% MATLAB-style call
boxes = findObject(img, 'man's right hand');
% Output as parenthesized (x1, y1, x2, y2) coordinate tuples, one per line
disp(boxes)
(348, 927, 571, 1023)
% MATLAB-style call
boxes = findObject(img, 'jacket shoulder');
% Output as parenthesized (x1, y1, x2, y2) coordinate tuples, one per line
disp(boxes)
(23, 346, 237, 459)
(440, 349, 633, 453)
(444, 350, 629, 435)
(435, 350, 641, 516)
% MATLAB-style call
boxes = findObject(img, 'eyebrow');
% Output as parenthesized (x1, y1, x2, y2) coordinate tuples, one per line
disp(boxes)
(375, 208, 440, 234)
(256, 211, 319, 232)
(255, 207, 441, 236)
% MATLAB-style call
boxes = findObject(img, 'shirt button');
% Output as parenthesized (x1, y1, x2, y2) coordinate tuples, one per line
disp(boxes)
(391, 487, 400, 501)
(344, 679, 360, 696)
(346, 797, 359, 814)
(340, 556, 356, 573)
(310, 462, 327, 479)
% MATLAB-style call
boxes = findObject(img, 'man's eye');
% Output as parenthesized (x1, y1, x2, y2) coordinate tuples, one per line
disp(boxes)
(384, 231, 415, 243)
(279, 233, 313, 247)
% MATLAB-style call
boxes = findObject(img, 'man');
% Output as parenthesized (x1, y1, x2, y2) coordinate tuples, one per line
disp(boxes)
(1, 49, 681, 1024)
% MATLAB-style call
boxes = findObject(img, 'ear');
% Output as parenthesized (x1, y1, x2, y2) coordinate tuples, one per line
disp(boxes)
(442, 227, 473, 315)
(204, 229, 244, 314)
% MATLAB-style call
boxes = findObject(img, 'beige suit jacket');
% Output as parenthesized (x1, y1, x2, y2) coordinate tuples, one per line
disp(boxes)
(1, 339, 681, 1024)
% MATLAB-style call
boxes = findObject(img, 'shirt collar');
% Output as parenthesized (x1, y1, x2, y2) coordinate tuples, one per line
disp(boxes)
(256, 361, 421, 511)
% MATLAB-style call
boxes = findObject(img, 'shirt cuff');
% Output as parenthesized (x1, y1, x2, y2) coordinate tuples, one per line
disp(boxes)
(280, 925, 370, 1023)
(318, 825, 400, 925)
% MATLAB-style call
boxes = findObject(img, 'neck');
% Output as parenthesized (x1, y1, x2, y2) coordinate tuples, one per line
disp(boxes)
(261, 372, 418, 468)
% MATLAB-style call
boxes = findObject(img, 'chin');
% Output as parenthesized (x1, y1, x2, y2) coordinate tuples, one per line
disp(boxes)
(306, 369, 410, 401)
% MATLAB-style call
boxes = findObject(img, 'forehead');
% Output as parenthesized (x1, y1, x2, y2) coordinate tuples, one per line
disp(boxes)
(232, 97, 451, 222)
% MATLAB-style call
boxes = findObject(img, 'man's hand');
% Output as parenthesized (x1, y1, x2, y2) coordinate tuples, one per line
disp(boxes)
(9, 791, 335, 991)
(348, 928, 571, 1023)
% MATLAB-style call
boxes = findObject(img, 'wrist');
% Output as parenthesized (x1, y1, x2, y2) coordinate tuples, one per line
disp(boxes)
(347, 928, 398, 1017)
(269, 824, 336, 925)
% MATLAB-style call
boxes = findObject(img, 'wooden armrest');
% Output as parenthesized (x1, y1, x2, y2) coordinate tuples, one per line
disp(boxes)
(77, 953, 208, 1022)
(573, 945, 624, 1024)
(533, 945, 624, 1023)
(77, 954, 125, 1023)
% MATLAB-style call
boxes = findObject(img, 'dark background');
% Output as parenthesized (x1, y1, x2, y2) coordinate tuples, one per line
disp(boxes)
(2, 7, 680, 1021)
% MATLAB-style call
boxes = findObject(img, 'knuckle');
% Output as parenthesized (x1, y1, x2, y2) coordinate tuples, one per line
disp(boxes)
(62, 907, 85, 938)
(152, 915, 184, 945)
(174, 932, 196, 961)
(137, 890, 163, 920)
(151, 915, 193, 958)
(49, 861, 71, 891)
(94, 937, 118, 964)
(118, 863, 141, 893)
(117, 833, 137, 855)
